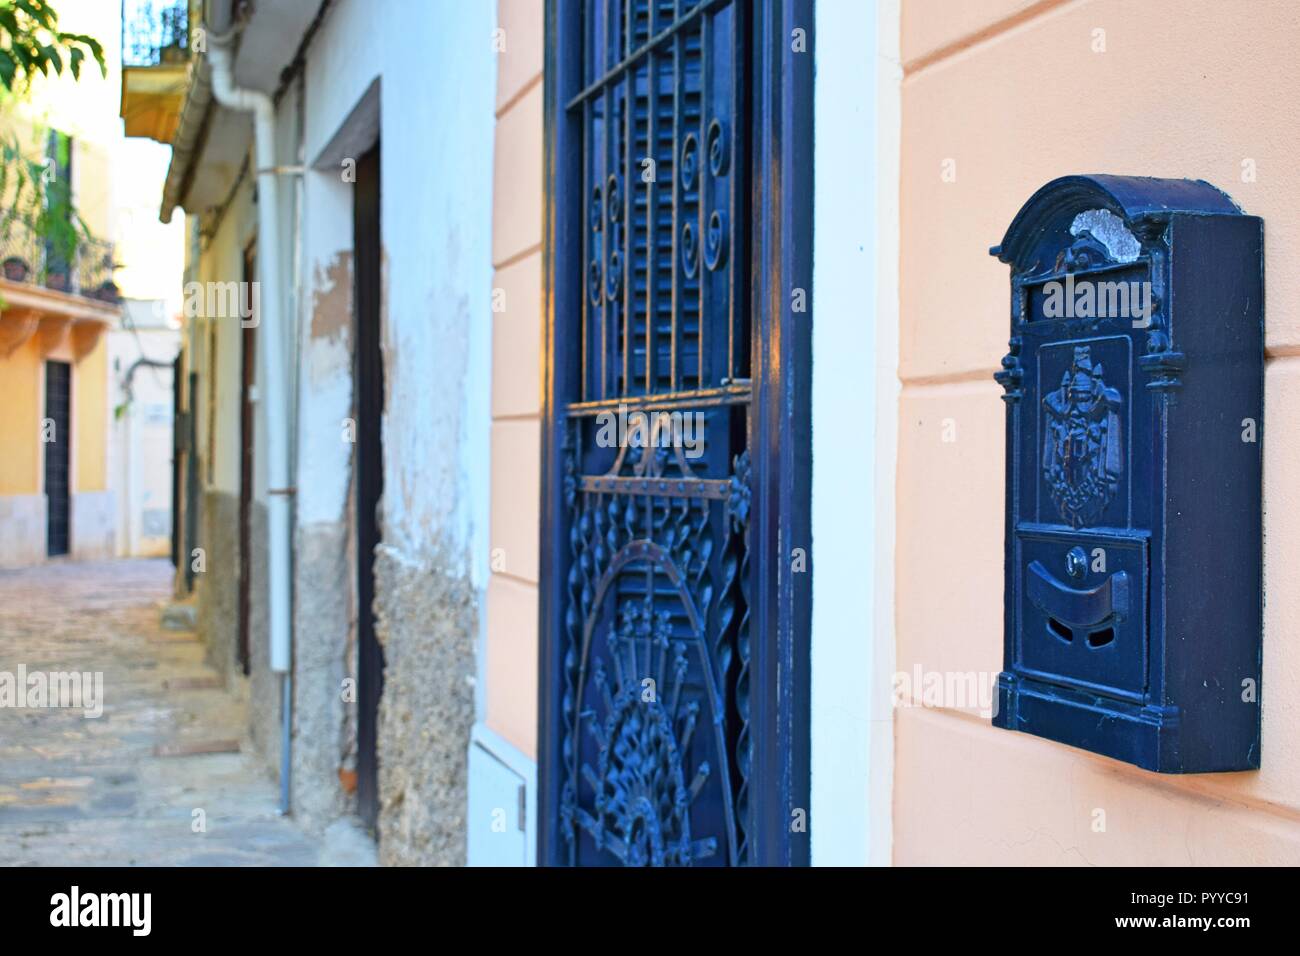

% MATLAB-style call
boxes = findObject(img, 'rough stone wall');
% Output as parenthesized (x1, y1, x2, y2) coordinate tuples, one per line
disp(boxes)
(373, 542, 477, 866)
(290, 519, 353, 833)
(245, 500, 281, 776)
(197, 490, 239, 684)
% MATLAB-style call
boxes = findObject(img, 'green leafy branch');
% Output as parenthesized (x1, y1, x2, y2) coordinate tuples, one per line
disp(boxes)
(0, 1, 103, 282)
(0, 0, 106, 91)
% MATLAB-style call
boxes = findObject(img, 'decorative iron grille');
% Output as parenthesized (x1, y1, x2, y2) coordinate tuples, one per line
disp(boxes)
(121, 0, 190, 68)
(553, 0, 752, 867)
(1, 218, 118, 301)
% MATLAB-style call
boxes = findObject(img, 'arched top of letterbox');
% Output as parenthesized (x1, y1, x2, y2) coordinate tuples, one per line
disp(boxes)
(990, 175, 1243, 271)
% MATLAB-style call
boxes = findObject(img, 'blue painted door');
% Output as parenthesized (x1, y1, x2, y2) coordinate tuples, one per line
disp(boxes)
(539, 0, 812, 866)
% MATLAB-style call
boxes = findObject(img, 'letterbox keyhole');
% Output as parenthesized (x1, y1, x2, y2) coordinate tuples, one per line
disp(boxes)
(1066, 546, 1088, 580)
(1047, 617, 1073, 644)
(1087, 626, 1115, 648)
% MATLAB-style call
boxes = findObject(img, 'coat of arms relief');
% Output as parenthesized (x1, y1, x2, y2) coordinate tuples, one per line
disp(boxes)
(1042, 345, 1124, 528)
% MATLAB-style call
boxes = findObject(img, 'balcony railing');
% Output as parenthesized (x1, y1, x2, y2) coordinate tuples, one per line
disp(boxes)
(1, 221, 120, 304)
(121, 0, 190, 68)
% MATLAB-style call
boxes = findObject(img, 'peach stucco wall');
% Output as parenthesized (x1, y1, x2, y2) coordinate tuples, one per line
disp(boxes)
(896, 0, 1300, 863)
(484, 0, 545, 759)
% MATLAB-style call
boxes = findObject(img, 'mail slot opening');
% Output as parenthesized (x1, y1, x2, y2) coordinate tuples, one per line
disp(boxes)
(1047, 618, 1072, 643)
(1026, 263, 1150, 324)
(1087, 626, 1115, 648)
(1017, 530, 1146, 698)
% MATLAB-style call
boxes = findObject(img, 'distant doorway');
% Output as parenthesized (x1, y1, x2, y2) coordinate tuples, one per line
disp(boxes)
(353, 142, 385, 832)
(44, 360, 71, 557)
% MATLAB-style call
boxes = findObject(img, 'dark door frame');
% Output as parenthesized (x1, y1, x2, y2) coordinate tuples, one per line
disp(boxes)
(537, 0, 813, 866)
(171, 352, 183, 570)
(184, 369, 200, 593)
(237, 241, 257, 676)
(353, 141, 385, 832)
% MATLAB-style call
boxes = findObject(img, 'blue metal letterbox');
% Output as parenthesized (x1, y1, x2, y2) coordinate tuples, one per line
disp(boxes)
(990, 175, 1263, 772)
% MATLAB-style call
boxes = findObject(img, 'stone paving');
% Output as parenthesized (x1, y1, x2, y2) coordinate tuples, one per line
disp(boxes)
(0, 558, 374, 866)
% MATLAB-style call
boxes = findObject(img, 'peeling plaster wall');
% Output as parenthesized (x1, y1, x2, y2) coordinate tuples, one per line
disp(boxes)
(292, 145, 356, 832)
(290, 0, 496, 862)
(174, 0, 496, 850)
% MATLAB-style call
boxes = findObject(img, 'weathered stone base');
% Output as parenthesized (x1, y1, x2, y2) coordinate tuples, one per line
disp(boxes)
(71, 490, 116, 561)
(0, 494, 45, 568)
(197, 490, 239, 684)
(290, 519, 352, 833)
(373, 543, 476, 866)
(245, 500, 281, 776)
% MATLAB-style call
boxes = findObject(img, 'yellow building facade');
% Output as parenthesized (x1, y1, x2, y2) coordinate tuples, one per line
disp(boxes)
(0, 130, 118, 566)
(2, 0, 182, 567)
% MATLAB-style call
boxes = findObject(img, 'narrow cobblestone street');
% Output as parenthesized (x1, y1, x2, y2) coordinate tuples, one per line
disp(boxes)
(0, 559, 373, 866)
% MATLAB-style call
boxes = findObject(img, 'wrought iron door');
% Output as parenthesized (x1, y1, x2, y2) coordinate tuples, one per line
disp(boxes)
(540, 0, 812, 867)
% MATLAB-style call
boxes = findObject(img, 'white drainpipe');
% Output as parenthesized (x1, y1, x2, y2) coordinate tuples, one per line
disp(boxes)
(207, 30, 295, 808)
